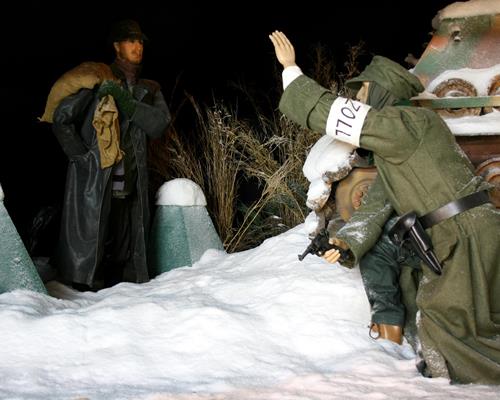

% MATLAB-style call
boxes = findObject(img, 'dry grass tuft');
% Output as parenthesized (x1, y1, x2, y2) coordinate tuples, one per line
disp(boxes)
(149, 43, 363, 252)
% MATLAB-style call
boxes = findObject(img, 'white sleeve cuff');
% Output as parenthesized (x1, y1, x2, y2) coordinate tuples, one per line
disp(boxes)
(282, 66, 303, 90)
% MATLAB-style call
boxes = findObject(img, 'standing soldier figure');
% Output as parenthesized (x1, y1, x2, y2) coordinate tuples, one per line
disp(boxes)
(50, 20, 171, 290)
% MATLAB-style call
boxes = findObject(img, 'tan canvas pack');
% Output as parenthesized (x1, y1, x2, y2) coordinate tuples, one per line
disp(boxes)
(40, 62, 115, 123)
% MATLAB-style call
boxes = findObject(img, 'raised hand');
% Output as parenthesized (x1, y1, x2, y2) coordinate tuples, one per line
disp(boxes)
(269, 30, 296, 68)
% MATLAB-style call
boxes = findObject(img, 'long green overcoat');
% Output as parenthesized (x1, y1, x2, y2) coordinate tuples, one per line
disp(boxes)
(279, 67, 500, 384)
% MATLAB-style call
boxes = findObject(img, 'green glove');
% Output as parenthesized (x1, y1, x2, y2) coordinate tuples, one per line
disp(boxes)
(97, 80, 136, 118)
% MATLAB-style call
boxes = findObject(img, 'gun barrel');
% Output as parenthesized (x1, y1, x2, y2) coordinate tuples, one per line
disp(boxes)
(298, 243, 315, 261)
(297, 249, 309, 261)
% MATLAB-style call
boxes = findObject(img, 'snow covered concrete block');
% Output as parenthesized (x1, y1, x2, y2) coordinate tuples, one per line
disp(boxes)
(0, 184, 47, 295)
(148, 179, 224, 276)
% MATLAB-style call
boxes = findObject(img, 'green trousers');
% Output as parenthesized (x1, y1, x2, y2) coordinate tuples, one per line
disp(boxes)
(359, 220, 421, 327)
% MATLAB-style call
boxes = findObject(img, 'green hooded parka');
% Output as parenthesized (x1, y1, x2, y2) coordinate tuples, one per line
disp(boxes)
(279, 56, 500, 384)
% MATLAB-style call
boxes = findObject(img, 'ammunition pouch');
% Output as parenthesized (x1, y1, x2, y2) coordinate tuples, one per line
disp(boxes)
(388, 211, 442, 275)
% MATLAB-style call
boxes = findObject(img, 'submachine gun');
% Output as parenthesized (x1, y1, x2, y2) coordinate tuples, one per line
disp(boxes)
(298, 228, 350, 261)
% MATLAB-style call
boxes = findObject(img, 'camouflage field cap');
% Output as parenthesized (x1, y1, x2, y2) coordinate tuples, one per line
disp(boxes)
(346, 56, 424, 100)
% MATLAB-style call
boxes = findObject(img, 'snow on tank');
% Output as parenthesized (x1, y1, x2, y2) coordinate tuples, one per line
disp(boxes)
(410, 0, 500, 206)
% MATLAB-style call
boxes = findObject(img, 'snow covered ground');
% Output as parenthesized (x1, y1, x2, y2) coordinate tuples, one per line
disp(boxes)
(1, 224, 499, 400)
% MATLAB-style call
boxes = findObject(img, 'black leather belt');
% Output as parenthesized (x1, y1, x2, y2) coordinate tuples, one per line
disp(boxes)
(420, 190, 490, 230)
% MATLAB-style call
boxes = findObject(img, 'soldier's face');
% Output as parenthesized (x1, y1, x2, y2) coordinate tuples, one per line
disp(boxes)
(114, 39, 144, 64)
(356, 82, 370, 104)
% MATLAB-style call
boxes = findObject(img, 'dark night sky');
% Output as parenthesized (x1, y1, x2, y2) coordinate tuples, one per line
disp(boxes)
(0, 0, 452, 247)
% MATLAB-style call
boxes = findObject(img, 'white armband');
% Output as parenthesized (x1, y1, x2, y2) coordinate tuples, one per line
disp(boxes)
(325, 97, 371, 147)
(282, 66, 303, 90)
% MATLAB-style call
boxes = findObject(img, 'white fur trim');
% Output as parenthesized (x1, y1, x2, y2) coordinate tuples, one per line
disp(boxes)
(304, 210, 325, 236)
(302, 135, 356, 183)
(306, 178, 332, 211)
(325, 97, 371, 147)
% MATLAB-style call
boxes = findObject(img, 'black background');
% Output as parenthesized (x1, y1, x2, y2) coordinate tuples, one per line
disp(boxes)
(0, 0, 452, 252)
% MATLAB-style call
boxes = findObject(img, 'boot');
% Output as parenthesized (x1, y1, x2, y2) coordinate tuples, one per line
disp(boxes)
(369, 323, 403, 345)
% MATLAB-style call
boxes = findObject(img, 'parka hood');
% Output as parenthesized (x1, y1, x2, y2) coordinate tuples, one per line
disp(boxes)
(346, 56, 424, 101)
